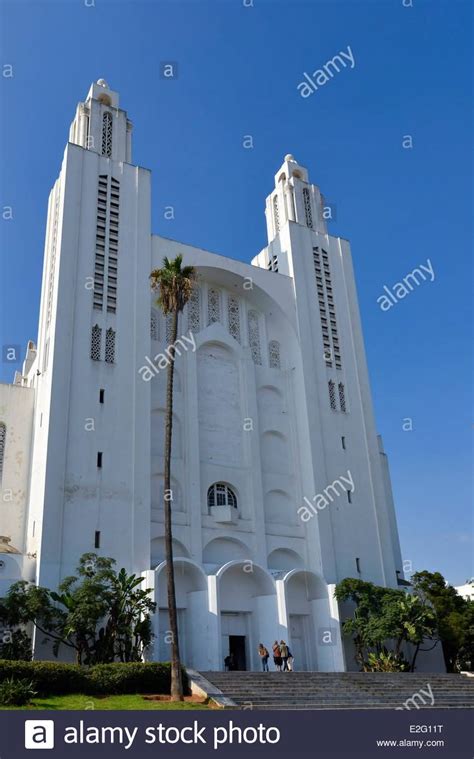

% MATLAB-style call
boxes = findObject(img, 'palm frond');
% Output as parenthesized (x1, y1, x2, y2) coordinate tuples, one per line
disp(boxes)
(149, 255, 196, 316)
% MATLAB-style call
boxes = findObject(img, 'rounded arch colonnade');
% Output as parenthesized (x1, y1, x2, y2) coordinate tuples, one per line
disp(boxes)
(145, 559, 344, 672)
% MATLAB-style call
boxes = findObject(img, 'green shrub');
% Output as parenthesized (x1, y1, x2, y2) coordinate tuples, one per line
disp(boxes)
(0, 661, 86, 695)
(0, 660, 188, 696)
(0, 677, 37, 706)
(365, 651, 410, 672)
(0, 630, 32, 661)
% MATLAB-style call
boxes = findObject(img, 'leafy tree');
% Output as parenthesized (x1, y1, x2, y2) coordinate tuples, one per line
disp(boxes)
(366, 650, 409, 672)
(411, 570, 474, 672)
(0, 554, 156, 665)
(335, 577, 437, 671)
(150, 255, 195, 701)
(456, 599, 474, 672)
(0, 628, 32, 661)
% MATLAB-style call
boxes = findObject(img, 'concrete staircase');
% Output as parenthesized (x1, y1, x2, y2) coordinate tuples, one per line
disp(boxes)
(197, 671, 474, 710)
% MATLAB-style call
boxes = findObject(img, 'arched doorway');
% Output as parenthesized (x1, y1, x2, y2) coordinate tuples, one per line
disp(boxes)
(283, 569, 328, 671)
(154, 559, 210, 669)
(216, 561, 277, 671)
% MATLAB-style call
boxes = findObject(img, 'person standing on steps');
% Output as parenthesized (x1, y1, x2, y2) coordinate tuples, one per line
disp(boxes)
(272, 640, 282, 671)
(287, 647, 294, 671)
(224, 652, 235, 671)
(258, 643, 270, 671)
(280, 640, 289, 671)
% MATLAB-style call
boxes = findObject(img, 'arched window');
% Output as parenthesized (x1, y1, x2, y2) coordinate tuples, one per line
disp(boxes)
(187, 285, 201, 333)
(91, 324, 102, 361)
(207, 483, 237, 510)
(328, 380, 337, 411)
(273, 195, 280, 233)
(0, 423, 6, 482)
(150, 308, 159, 341)
(303, 187, 313, 229)
(105, 327, 115, 363)
(338, 382, 347, 413)
(247, 310, 262, 365)
(227, 296, 241, 343)
(268, 340, 281, 369)
(101, 112, 113, 157)
(207, 288, 221, 325)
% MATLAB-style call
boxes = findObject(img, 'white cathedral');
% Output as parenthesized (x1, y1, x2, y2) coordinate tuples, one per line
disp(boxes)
(0, 80, 410, 672)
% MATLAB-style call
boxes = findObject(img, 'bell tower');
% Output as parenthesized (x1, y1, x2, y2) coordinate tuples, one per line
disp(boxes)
(69, 78, 133, 163)
(27, 80, 151, 602)
(253, 156, 404, 588)
(265, 154, 327, 243)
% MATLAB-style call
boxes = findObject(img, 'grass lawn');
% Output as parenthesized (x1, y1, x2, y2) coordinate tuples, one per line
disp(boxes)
(1, 694, 211, 710)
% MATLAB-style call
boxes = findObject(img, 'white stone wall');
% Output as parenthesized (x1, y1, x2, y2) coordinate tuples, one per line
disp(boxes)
(0, 83, 416, 671)
(25, 92, 152, 593)
(252, 162, 404, 590)
(0, 383, 34, 556)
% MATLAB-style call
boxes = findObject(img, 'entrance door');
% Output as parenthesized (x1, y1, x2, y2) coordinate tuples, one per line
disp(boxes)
(229, 635, 246, 671)
(289, 614, 309, 670)
(221, 612, 249, 670)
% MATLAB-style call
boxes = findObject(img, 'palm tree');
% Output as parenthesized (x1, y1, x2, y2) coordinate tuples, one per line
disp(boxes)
(150, 255, 195, 701)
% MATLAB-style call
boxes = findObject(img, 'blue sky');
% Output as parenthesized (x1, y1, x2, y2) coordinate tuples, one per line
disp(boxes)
(0, 0, 472, 585)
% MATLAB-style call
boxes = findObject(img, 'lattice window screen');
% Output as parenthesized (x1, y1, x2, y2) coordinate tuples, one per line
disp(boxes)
(105, 328, 115, 363)
(91, 325, 102, 361)
(303, 187, 313, 228)
(338, 382, 347, 413)
(101, 112, 113, 157)
(268, 340, 281, 369)
(207, 288, 221, 325)
(0, 423, 6, 482)
(151, 309, 159, 340)
(267, 255, 279, 272)
(248, 310, 262, 365)
(227, 296, 241, 343)
(46, 183, 61, 327)
(328, 380, 337, 411)
(273, 195, 280, 232)
(187, 286, 201, 333)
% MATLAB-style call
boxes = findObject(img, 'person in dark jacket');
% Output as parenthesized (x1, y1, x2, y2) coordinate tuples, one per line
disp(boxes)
(280, 640, 289, 671)
(224, 653, 235, 671)
(272, 640, 282, 671)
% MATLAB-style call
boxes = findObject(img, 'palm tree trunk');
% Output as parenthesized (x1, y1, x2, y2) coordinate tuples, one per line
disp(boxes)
(410, 642, 420, 672)
(163, 309, 183, 701)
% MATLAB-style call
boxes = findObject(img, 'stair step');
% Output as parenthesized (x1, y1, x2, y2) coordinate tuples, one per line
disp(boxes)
(195, 671, 474, 711)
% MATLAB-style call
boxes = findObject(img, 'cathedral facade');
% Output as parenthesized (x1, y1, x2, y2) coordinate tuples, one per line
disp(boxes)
(0, 80, 406, 672)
